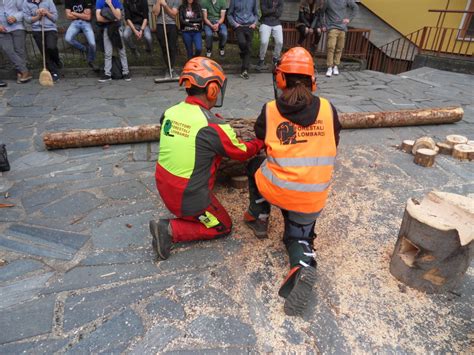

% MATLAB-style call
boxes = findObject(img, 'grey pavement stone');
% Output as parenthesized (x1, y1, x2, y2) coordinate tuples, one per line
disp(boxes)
(81, 249, 155, 266)
(63, 275, 179, 331)
(145, 297, 186, 321)
(12, 152, 68, 171)
(66, 309, 144, 354)
(129, 323, 183, 354)
(92, 212, 153, 250)
(0, 338, 70, 354)
(7, 94, 37, 107)
(47, 262, 159, 293)
(0, 259, 45, 282)
(158, 246, 224, 273)
(164, 349, 252, 355)
(101, 179, 150, 200)
(21, 187, 67, 213)
(0, 272, 54, 309)
(281, 320, 304, 345)
(0, 208, 23, 222)
(188, 316, 257, 346)
(0, 295, 55, 344)
(40, 192, 102, 218)
(5, 106, 53, 117)
(0, 224, 89, 260)
(182, 287, 239, 312)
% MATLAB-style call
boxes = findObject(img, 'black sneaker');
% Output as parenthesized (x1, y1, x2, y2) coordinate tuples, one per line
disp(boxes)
(98, 75, 111, 83)
(52, 73, 60, 82)
(240, 70, 249, 80)
(244, 211, 268, 238)
(123, 73, 131, 82)
(255, 60, 268, 71)
(279, 266, 317, 316)
(150, 219, 172, 260)
(0, 80, 6, 88)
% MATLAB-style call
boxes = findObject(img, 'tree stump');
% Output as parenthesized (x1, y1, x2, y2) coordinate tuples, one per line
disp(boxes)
(436, 142, 453, 155)
(390, 191, 473, 293)
(400, 140, 415, 153)
(414, 148, 436, 167)
(412, 137, 436, 155)
(452, 144, 474, 160)
(446, 134, 468, 147)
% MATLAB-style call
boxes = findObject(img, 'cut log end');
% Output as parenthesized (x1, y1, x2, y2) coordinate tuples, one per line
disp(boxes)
(400, 140, 415, 153)
(446, 134, 468, 147)
(414, 148, 436, 167)
(412, 136, 436, 155)
(230, 176, 248, 189)
(452, 144, 474, 160)
(436, 142, 453, 155)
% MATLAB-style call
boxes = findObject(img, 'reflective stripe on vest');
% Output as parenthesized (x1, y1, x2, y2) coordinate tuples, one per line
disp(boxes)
(255, 98, 336, 214)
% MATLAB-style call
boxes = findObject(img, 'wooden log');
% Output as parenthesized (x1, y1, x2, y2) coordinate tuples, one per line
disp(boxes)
(414, 148, 436, 167)
(452, 144, 474, 160)
(230, 176, 248, 189)
(390, 191, 473, 293)
(43, 106, 464, 150)
(436, 142, 453, 155)
(467, 140, 474, 146)
(400, 140, 415, 153)
(446, 134, 468, 147)
(412, 137, 436, 155)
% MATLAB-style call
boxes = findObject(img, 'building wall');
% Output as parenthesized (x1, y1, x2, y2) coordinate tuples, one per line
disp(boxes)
(360, 0, 469, 35)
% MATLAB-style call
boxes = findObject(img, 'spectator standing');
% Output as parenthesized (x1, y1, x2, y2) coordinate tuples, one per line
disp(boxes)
(64, 0, 96, 68)
(96, 0, 131, 82)
(0, 0, 32, 84)
(296, 0, 325, 52)
(123, 0, 152, 56)
(23, 0, 61, 82)
(179, 0, 202, 59)
(152, 0, 179, 80)
(256, 0, 283, 71)
(201, 0, 227, 58)
(323, 0, 358, 77)
(227, 0, 258, 80)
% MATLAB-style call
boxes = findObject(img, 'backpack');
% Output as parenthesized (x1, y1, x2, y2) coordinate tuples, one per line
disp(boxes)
(111, 56, 123, 80)
(0, 144, 10, 172)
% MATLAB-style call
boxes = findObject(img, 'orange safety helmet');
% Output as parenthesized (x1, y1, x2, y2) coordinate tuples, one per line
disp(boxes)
(275, 47, 317, 92)
(179, 57, 228, 106)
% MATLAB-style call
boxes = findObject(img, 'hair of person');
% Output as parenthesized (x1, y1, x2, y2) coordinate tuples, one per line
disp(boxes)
(186, 85, 207, 97)
(182, 0, 200, 12)
(279, 74, 314, 106)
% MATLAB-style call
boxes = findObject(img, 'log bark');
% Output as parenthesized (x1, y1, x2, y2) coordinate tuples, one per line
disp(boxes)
(390, 191, 473, 293)
(436, 142, 453, 155)
(400, 140, 414, 153)
(452, 144, 474, 160)
(43, 106, 464, 150)
(414, 148, 436, 167)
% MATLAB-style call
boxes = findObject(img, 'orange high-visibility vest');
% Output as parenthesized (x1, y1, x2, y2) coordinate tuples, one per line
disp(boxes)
(255, 98, 336, 214)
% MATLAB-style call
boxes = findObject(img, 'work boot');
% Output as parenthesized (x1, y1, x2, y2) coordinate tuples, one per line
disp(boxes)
(150, 219, 172, 260)
(279, 265, 317, 316)
(255, 59, 268, 71)
(244, 211, 268, 239)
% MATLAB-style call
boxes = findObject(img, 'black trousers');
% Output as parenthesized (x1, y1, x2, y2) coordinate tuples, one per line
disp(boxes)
(296, 25, 321, 48)
(33, 30, 60, 74)
(235, 26, 253, 72)
(156, 24, 178, 69)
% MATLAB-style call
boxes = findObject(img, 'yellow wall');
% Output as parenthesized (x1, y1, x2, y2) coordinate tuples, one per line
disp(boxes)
(361, 0, 469, 35)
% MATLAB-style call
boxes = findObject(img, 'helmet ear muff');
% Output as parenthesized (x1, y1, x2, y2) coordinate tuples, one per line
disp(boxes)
(276, 71, 286, 90)
(311, 75, 317, 92)
(206, 82, 220, 101)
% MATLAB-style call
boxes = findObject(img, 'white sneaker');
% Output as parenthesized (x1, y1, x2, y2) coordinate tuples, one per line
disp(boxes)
(326, 67, 333, 77)
(333, 66, 339, 75)
(206, 51, 212, 58)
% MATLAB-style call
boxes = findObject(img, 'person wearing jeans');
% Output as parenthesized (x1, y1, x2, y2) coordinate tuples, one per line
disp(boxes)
(227, 0, 258, 80)
(64, 0, 96, 67)
(123, 0, 152, 56)
(23, 0, 61, 82)
(201, 0, 227, 57)
(323, 0, 358, 77)
(256, 0, 283, 71)
(96, 0, 130, 82)
(0, 0, 32, 84)
(179, 0, 202, 59)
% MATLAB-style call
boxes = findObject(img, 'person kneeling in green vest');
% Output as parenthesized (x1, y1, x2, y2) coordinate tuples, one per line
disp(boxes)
(151, 57, 264, 260)
(244, 47, 342, 316)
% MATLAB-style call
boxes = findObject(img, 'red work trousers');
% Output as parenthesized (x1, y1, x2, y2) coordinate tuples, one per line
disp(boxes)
(170, 194, 232, 243)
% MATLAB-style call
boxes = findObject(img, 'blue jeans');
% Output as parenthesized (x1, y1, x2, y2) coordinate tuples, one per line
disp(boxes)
(182, 31, 202, 59)
(65, 20, 96, 62)
(204, 21, 227, 51)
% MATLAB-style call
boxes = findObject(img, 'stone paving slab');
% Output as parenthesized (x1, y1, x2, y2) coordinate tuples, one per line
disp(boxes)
(0, 68, 472, 353)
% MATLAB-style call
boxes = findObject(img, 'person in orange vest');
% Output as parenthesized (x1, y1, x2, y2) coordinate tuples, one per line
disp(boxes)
(244, 47, 341, 316)
(150, 57, 264, 260)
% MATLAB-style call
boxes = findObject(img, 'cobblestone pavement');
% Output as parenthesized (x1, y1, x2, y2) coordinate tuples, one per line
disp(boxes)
(0, 68, 472, 353)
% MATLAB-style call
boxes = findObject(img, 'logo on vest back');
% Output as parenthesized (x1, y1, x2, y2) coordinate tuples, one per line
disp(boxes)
(276, 122, 307, 145)
(163, 120, 175, 137)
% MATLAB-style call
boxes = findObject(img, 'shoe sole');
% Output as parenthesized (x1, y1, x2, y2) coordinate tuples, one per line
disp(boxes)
(283, 267, 317, 316)
(244, 220, 268, 239)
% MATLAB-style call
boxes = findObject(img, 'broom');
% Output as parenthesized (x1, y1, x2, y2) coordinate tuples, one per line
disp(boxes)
(153, 7, 179, 84)
(39, 17, 53, 87)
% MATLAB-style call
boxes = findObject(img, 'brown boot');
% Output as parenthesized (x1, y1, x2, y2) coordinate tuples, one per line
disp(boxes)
(18, 71, 32, 84)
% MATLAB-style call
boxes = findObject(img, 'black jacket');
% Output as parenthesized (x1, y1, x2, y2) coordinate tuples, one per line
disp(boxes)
(296, 0, 325, 29)
(254, 96, 341, 146)
(260, 0, 283, 27)
(124, 0, 149, 25)
(179, 4, 203, 31)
